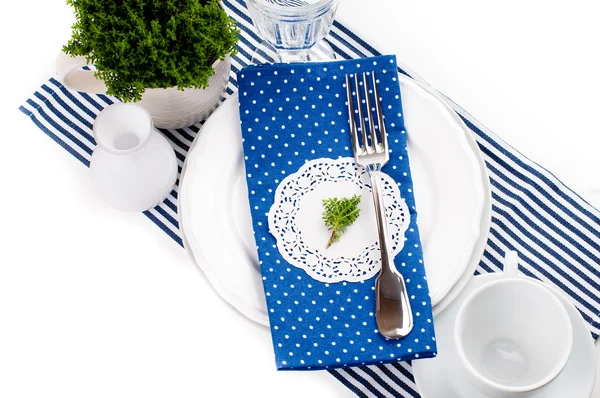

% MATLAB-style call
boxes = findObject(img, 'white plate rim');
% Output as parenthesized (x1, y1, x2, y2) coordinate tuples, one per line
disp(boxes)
(401, 76, 486, 304)
(179, 100, 270, 325)
(420, 81, 492, 316)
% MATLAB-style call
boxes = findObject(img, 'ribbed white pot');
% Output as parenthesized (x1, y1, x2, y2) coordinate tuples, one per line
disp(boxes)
(136, 56, 231, 129)
(56, 53, 232, 130)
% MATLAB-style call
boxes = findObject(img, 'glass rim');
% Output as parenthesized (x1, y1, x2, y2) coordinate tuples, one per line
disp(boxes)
(246, 0, 339, 14)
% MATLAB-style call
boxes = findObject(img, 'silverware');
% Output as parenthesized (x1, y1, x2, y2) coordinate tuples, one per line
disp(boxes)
(345, 72, 413, 339)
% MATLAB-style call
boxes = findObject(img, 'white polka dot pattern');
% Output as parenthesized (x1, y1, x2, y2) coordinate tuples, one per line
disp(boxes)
(238, 55, 437, 370)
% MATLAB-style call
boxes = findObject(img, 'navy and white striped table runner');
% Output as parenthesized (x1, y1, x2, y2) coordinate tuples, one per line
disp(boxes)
(20, 0, 600, 396)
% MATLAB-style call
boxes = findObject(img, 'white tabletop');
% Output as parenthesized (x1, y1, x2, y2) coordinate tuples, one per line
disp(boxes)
(1, 0, 599, 397)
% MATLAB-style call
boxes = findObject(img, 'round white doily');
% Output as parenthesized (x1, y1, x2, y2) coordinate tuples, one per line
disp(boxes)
(268, 157, 410, 283)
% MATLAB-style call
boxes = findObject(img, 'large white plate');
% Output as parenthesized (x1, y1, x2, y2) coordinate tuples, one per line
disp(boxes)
(179, 74, 491, 326)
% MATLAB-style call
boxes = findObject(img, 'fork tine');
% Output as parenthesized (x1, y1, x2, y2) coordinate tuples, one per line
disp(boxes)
(345, 74, 360, 155)
(372, 72, 388, 152)
(354, 73, 369, 153)
(363, 72, 379, 150)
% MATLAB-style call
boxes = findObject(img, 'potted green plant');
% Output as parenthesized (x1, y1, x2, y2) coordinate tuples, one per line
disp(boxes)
(56, 0, 239, 129)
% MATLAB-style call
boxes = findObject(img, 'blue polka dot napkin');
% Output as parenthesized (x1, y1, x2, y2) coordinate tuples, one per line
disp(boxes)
(237, 55, 437, 370)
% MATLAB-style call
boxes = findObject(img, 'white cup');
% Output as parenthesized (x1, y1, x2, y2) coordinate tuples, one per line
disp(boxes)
(454, 277, 573, 397)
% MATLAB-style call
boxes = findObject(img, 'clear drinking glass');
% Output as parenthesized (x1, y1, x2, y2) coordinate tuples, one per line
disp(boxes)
(246, 0, 340, 63)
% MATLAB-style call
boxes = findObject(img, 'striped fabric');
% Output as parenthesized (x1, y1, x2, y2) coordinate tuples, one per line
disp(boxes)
(19, 1, 600, 397)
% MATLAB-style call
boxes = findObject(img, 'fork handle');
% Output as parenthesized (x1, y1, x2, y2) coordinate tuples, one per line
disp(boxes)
(368, 166, 393, 273)
(368, 166, 414, 338)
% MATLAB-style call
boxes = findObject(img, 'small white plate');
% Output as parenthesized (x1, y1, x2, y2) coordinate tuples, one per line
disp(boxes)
(178, 74, 491, 326)
(413, 272, 597, 397)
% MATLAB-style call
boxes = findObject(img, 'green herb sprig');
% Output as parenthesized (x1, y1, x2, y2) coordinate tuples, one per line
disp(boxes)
(322, 195, 361, 248)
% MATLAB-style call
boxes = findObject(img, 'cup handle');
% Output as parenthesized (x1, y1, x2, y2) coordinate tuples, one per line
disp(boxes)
(503, 250, 520, 277)
(56, 51, 107, 94)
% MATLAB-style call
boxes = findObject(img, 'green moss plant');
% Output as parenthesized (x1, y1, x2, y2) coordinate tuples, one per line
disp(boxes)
(63, 0, 239, 102)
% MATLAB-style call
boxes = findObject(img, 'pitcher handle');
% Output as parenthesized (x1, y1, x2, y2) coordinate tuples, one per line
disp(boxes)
(56, 51, 107, 94)
(503, 250, 520, 277)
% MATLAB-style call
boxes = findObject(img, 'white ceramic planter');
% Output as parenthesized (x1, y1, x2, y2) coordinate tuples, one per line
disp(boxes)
(56, 52, 231, 129)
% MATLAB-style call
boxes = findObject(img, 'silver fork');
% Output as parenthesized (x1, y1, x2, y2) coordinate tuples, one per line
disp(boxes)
(345, 72, 413, 339)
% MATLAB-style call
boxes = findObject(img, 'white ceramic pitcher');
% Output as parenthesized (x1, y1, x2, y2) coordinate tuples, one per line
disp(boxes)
(56, 51, 231, 129)
(90, 103, 178, 212)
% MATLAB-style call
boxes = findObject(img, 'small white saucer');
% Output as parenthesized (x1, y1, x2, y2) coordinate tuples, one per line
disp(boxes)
(413, 273, 596, 398)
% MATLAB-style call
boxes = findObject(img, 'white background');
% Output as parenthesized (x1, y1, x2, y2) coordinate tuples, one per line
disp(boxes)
(1, 0, 599, 397)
